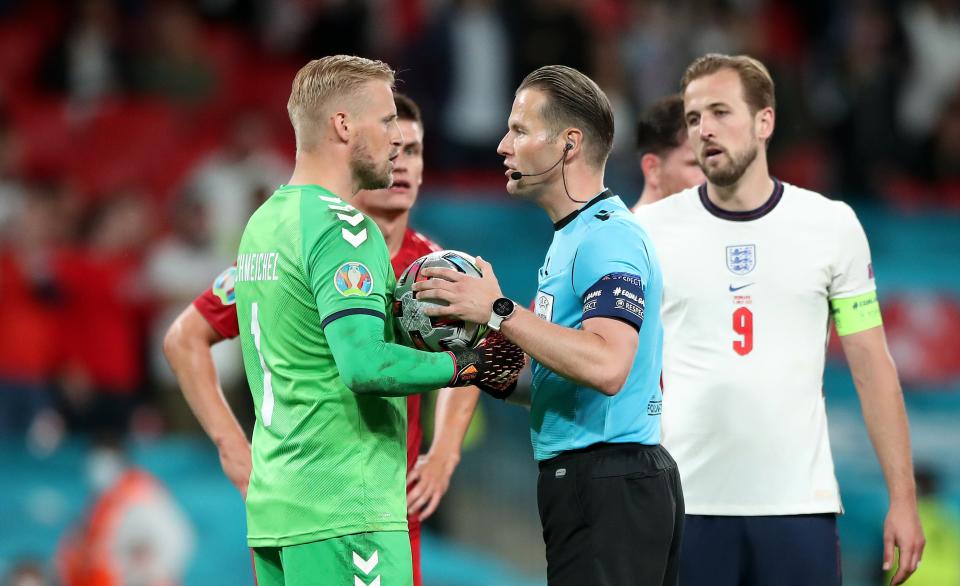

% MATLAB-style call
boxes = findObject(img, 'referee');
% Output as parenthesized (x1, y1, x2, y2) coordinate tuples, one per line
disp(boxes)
(413, 65, 684, 586)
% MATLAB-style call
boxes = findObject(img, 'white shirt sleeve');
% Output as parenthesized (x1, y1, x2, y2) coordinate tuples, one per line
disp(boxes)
(828, 202, 877, 300)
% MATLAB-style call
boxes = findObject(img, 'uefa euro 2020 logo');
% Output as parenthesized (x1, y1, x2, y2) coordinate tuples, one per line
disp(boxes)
(334, 262, 374, 297)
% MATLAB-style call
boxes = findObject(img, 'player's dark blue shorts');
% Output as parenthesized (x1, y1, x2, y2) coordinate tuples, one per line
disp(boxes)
(680, 514, 841, 586)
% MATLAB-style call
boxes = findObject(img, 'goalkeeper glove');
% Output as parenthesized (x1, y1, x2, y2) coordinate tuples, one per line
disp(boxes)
(447, 331, 524, 399)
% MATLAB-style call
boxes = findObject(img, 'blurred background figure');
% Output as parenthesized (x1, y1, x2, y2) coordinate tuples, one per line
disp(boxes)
(883, 465, 960, 586)
(145, 189, 243, 407)
(132, 1, 215, 106)
(37, 0, 131, 110)
(632, 94, 705, 207)
(184, 110, 288, 259)
(3, 558, 49, 586)
(56, 435, 194, 586)
(0, 182, 72, 437)
(57, 191, 155, 436)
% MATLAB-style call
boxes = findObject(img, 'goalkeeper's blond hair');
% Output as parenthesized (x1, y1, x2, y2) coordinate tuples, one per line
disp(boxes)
(287, 55, 395, 153)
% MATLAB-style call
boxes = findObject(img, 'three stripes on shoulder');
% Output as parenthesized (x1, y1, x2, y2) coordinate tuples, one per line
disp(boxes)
(320, 195, 367, 248)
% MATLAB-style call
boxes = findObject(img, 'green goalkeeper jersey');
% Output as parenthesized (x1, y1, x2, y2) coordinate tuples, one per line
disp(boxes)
(235, 184, 407, 547)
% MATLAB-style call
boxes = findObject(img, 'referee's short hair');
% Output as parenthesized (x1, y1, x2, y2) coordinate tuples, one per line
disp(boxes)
(518, 65, 615, 169)
(287, 55, 395, 152)
(637, 95, 686, 156)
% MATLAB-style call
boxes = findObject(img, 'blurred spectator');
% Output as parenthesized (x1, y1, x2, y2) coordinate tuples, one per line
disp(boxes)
(513, 0, 591, 81)
(0, 110, 26, 231)
(621, 1, 691, 110)
(810, 0, 905, 195)
(37, 0, 132, 107)
(185, 111, 287, 258)
(2, 558, 49, 586)
(912, 87, 960, 184)
(402, 0, 513, 170)
(898, 0, 960, 138)
(0, 182, 73, 436)
(145, 191, 242, 393)
(56, 435, 195, 586)
(883, 466, 960, 585)
(133, 2, 216, 105)
(260, 0, 371, 57)
(58, 191, 154, 434)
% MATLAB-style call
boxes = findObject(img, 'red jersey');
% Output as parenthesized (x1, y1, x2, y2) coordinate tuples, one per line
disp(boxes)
(0, 251, 64, 383)
(192, 228, 440, 507)
(60, 250, 149, 393)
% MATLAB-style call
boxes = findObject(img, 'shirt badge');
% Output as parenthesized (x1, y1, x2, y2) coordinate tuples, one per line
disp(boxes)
(726, 244, 757, 275)
(212, 266, 237, 305)
(334, 262, 374, 297)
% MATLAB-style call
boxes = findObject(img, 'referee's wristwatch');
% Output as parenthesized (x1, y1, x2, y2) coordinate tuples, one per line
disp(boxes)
(487, 297, 517, 331)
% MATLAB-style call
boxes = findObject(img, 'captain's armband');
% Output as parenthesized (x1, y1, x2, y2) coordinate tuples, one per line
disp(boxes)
(830, 291, 882, 336)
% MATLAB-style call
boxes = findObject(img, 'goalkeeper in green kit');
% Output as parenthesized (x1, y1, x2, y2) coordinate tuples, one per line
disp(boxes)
(234, 55, 524, 586)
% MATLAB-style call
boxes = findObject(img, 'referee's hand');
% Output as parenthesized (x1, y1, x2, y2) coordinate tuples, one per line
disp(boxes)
(414, 257, 502, 325)
(883, 501, 925, 585)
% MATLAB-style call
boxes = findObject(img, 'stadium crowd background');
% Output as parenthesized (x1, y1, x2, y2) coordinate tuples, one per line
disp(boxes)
(0, 0, 958, 585)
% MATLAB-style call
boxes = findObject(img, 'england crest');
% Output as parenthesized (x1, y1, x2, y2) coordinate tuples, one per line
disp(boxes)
(726, 244, 756, 275)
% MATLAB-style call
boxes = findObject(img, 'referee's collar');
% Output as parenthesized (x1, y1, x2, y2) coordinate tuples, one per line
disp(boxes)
(553, 189, 615, 231)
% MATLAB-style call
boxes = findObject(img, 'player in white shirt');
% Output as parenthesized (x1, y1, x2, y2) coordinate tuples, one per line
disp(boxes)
(635, 53, 925, 586)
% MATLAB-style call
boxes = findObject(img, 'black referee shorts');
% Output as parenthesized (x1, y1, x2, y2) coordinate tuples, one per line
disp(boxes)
(537, 442, 684, 586)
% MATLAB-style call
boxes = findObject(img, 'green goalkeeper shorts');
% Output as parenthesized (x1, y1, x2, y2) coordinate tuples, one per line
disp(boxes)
(252, 531, 412, 586)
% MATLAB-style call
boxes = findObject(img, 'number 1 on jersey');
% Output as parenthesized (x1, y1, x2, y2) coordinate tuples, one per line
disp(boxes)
(733, 306, 754, 356)
(251, 302, 275, 426)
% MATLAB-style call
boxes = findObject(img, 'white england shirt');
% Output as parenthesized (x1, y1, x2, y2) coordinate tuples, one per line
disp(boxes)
(634, 179, 876, 515)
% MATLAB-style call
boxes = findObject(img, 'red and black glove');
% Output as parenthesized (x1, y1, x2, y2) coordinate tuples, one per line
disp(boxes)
(447, 331, 524, 399)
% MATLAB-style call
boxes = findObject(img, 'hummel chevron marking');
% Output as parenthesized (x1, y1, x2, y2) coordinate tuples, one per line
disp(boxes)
(353, 550, 379, 575)
(328, 203, 355, 212)
(354, 577, 380, 586)
(319, 196, 340, 203)
(337, 212, 364, 227)
(342, 228, 368, 248)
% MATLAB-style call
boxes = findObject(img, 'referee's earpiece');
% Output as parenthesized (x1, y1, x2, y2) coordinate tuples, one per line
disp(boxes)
(564, 141, 573, 152)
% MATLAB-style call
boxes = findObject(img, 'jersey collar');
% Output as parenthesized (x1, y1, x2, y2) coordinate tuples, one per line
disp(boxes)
(553, 189, 615, 231)
(698, 178, 783, 222)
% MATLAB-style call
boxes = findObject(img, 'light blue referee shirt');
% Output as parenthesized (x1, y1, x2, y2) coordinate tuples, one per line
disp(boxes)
(530, 189, 664, 461)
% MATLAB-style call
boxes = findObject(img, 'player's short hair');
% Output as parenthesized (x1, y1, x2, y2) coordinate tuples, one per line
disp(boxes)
(681, 53, 776, 115)
(394, 93, 421, 126)
(287, 55, 395, 152)
(518, 65, 614, 168)
(637, 95, 686, 156)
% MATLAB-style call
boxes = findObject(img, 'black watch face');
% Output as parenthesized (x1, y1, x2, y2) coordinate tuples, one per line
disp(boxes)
(493, 298, 514, 317)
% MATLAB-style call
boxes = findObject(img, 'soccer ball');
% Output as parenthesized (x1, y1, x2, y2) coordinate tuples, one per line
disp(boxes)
(393, 250, 489, 352)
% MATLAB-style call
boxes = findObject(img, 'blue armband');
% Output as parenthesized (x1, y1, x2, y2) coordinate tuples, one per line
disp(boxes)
(581, 272, 645, 331)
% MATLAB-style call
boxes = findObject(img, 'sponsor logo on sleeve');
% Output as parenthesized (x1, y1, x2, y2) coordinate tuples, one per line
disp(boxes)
(334, 262, 374, 297)
(212, 266, 237, 305)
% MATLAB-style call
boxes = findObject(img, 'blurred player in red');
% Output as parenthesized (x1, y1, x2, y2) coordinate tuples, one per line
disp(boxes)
(163, 93, 479, 586)
(631, 94, 705, 209)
